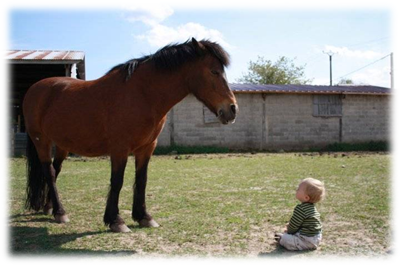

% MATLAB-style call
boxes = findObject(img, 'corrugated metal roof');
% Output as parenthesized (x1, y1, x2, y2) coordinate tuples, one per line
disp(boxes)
(230, 83, 390, 95)
(6, 50, 85, 63)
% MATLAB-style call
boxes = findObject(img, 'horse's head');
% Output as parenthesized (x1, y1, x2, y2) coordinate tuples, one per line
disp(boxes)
(188, 38, 238, 125)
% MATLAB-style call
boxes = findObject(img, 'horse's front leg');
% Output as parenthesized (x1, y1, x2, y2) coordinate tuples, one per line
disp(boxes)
(104, 155, 130, 232)
(132, 142, 159, 227)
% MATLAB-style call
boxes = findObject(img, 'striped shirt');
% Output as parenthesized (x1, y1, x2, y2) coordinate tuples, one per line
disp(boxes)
(287, 202, 322, 236)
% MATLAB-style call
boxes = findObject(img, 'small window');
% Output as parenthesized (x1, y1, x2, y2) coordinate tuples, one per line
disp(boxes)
(203, 105, 219, 123)
(313, 95, 342, 117)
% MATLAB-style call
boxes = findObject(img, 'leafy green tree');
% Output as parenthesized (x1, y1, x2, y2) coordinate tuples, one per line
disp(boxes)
(337, 78, 354, 85)
(238, 56, 312, 85)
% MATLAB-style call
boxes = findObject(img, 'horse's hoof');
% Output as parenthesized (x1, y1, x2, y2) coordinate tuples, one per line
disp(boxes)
(110, 223, 131, 233)
(139, 218, 160, 228)
(55, 214, 70, 223)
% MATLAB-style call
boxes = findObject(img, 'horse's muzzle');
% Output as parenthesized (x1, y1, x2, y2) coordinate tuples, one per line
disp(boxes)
(218, 104, 238, 125)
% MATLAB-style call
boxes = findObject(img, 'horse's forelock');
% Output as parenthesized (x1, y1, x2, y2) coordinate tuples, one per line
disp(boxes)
(199, 40, 231, 68)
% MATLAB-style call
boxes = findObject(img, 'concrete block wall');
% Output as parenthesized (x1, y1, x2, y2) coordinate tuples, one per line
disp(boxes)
(157, 93, 390, 150)
(265, 94, 340, 150)
(157, 94, 264, 149)
(156, 110, 172, 146)
(342, 95, 390, 142)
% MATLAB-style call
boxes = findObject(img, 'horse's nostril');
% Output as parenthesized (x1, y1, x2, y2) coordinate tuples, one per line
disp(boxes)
(218, 109, 224, 117)
(230, 104, 237, 115)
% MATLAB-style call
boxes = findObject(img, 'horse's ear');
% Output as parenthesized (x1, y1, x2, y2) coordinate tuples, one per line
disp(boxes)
(192, 37, 204, 53)
(192, 37, 199, 46)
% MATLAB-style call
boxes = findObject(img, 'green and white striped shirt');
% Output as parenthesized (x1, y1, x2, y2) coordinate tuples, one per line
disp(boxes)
(287, 202, 322, 236)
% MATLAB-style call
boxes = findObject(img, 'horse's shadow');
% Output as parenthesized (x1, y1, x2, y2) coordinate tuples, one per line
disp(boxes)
(9, 213, 137, 256)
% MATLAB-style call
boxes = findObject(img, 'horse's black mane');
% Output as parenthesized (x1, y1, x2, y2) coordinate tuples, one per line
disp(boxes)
(107, 39, 230, 81)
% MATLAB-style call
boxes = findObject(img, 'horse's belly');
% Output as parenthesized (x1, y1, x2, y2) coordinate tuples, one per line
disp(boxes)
(41, 94, 110, 156)
(42, 109, 109, 156)
(51, 133, 109, 157)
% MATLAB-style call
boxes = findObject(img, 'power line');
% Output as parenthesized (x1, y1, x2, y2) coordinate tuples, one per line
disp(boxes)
(334, 53, 392, 82)
(345, 36, 390, 49)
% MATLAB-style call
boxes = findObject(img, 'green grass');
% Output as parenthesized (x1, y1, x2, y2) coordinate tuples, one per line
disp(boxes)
(8, 152, 391, 257)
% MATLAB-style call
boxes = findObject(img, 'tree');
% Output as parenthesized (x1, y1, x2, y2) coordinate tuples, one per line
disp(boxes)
(337, 78, 354, 85)
(238, 56, 312, 85)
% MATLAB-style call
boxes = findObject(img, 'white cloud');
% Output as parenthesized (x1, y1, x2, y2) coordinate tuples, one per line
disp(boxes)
(123, 4, 174, 26)
(311, 67, 390, 87)
(124, 5, 232, 49)
(136, 22, 232, 49)
(350, 66, 391, 87)
(324, 45, 383, 60)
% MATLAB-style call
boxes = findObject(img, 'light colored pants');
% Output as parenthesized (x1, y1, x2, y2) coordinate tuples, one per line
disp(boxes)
(279, 232, 322, 251)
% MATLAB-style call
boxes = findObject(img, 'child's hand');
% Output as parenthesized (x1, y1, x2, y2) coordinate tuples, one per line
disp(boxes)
(284, 223, 289, 232)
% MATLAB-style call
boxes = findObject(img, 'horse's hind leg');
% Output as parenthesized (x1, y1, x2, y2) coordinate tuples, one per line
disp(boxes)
(42, 162, 69, 223)
(44, 146, 68, 215)
(34, 139, 69, 223)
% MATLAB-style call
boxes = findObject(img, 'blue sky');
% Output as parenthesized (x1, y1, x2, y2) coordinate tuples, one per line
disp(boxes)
(9, 5, 392, 87)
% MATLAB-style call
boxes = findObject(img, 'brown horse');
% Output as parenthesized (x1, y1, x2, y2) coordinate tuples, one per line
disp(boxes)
(23, 38, 238, 232)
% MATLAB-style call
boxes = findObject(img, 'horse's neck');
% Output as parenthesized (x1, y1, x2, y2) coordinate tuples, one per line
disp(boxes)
(133, 67, 191, 120)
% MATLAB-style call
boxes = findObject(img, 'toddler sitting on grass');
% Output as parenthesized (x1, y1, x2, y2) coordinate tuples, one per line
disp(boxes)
(275, 178, 325, 250)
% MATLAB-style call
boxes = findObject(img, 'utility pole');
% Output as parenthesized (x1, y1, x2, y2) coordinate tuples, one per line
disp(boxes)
(323, 51, 335, 86)
(391, 52, 394, 89)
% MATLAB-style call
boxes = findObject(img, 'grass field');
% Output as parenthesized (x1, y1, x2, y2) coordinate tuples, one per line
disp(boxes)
(8, 152, 391, 257)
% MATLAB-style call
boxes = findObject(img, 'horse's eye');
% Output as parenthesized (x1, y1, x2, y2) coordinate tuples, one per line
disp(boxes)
(211, 70, 219, 75)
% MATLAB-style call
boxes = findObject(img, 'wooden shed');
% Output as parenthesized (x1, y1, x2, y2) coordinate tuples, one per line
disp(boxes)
(7, 50, 85, 156)
(1, 50, 85, 132)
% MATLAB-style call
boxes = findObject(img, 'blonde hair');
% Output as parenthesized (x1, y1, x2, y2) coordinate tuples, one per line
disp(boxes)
(301, 178, 325, 203)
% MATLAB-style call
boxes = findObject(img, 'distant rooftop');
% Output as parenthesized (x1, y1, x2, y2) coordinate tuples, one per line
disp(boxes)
(7, 50, 85, 80)
(6, 50, 85, 64)
(230, 83, 390, 95)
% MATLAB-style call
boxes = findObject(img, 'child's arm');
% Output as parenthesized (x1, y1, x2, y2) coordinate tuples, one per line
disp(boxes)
(286, 204, 306, 234)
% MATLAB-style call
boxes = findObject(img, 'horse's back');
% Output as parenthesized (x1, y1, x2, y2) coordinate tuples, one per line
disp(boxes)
(23, 77, 108, 154)
(23, 73, 166, 157)
(24, 77, 74, 130)
(24, 76, 83, 106)
(25, 76, 82, 111)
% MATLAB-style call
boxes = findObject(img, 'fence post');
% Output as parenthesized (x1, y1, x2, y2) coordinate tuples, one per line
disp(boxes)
(11, 128, 15, 156)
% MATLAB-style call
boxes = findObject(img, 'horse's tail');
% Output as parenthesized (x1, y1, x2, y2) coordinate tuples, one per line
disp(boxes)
(25, 134, 47, 211)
